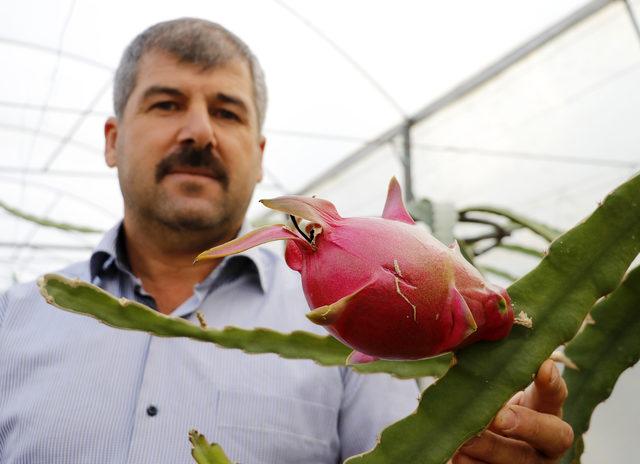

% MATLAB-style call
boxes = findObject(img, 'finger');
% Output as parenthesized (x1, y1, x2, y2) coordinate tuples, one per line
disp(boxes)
(458, 430, 542, 464)
(492, 404, 574, 458)
(507, 390, 525, 406)
(453, 430, 540, 464)
(522, 359, 568, 417)
(451, 451, 489, 464)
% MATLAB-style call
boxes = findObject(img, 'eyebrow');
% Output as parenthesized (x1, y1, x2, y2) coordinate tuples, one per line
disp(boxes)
(214, 92, 248, 113)
(141, 85, 186, 101)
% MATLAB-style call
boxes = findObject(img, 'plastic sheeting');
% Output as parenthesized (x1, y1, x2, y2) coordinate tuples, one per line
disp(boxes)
(0, 0, 592, 288)
(1, 2, 639, 460)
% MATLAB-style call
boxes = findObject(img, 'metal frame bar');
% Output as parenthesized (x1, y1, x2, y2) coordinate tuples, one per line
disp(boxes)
(292, 0, 613, 197)
(0, 122, 102, 154)
(272, 0, 406, 118)
(0, 37, 113, 71)
(623, 0, 640, 44)
(401, 120, 414, 202)
(0, 242, 93, 251)
(42, 78, 113, 170)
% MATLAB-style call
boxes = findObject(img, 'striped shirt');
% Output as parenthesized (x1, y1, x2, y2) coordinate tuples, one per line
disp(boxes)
(0, 223, 419, 464)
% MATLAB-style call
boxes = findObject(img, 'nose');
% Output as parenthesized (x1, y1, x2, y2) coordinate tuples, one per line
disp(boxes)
(177, 103, 216, 148)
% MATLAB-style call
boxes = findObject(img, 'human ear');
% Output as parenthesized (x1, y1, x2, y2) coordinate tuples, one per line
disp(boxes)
(104, 117, 119, 168)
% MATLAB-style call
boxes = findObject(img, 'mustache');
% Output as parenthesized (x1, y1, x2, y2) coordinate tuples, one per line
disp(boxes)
(155, 145, 229, 188)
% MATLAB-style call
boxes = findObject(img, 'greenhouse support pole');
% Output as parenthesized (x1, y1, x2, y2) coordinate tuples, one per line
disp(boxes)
(291, 0, 609, 199)
(253, 0, 611, 226)
(0, 241, 93, 251)
(402, 119, 415, 203)
(623, 0, 640, 45)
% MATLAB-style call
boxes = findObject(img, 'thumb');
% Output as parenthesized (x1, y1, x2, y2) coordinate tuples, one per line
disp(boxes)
(522, 358, 568, 417)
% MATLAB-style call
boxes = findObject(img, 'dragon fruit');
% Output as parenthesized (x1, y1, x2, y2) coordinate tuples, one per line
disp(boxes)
(196, 178, 514, 362)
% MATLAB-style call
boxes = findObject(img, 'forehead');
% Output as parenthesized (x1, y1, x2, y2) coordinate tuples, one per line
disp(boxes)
(130, 50, 255, 106)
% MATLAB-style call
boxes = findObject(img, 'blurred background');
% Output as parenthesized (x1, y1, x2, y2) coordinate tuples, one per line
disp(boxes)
(1, 0, 639, 461)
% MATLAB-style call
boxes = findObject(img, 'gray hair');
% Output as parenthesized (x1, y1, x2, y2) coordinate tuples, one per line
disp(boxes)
(113, 18, 267, 129)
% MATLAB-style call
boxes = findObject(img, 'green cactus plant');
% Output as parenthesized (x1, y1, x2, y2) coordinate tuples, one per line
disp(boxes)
(37, 275, 451, 379)
(38, 172, 640, 463)
(559, 264, 640, 464)
(189, 430, 234, 464)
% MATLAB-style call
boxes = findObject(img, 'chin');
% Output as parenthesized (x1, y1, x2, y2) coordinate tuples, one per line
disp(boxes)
(158, 214, 220, 232)
(151, 201, 223, 231)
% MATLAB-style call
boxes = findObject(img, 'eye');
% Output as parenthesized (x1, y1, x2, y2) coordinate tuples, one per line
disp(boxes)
(150, 101, 179, 111)
(212, 108, 240, 121)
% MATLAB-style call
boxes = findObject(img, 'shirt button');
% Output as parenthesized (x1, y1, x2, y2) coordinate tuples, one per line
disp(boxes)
(146, 405, 158, 417)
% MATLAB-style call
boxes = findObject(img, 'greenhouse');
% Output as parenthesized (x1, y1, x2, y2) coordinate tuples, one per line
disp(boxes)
(1, 1, 639, 462)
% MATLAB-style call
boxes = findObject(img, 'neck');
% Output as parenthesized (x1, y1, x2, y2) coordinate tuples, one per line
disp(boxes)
(122, 213, 240, 314)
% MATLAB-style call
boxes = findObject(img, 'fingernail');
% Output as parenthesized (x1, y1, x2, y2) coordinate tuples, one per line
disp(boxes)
(549, 363, 559, 385)
(496, 408, 517, 432)
(510, 390, 524, 405)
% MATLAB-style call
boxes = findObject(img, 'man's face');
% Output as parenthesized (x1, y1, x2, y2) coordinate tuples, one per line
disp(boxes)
(105, 50, 265, 237)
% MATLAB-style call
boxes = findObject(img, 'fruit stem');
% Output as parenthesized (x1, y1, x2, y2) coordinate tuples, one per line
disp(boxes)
(290, 215, 314, 243)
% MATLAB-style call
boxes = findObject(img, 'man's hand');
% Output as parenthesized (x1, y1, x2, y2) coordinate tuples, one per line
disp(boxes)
(450, 359, 574, 464)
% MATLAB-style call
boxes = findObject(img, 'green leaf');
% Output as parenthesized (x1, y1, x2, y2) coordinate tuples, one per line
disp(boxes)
(459, 205, 562, 242)
(0, 199, 103, 233)
(345, 173, 640, 464)
(37, 274, 450, 379)
(560, 265, 640, 464)
(189, 430, 234, 464)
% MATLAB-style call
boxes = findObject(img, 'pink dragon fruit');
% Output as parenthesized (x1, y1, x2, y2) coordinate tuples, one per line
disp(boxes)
(196, 178, 514, 362)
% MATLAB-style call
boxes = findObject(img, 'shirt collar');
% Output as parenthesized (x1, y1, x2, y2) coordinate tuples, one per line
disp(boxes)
(89, 222, 123, 282)
(231, 221, 271, 293)
(89, 220, 270, 293)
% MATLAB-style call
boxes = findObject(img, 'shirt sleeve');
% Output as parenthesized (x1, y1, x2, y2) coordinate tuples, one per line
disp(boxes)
(338, 368, 420, 461)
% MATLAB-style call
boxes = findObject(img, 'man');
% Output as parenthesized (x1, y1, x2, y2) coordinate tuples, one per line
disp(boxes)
(0, 18, 572, 463)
